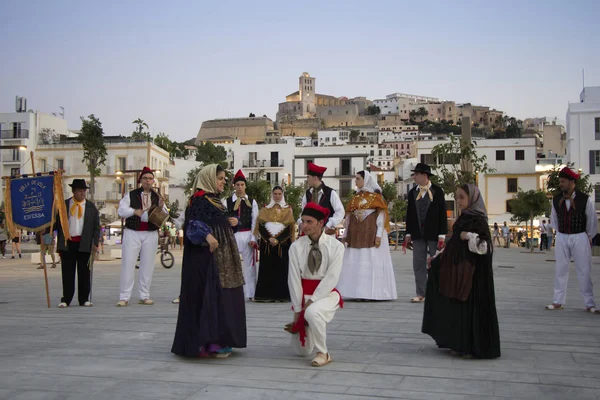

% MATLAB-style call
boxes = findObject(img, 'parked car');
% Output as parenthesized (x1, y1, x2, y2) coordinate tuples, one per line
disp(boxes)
(388, 230, 406, 245)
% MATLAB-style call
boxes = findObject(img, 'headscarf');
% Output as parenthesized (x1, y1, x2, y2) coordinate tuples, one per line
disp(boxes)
(357, 172, 382, 194)
(192, 164, 219, 194)
(266, 186, 287, 209)
(460, 183, 487, 220)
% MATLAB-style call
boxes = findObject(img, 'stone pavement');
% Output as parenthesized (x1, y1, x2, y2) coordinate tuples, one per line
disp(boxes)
(1, 246, 600, 400)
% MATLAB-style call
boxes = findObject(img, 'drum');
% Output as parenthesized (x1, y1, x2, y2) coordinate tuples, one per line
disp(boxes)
(148, 206, 169, 228)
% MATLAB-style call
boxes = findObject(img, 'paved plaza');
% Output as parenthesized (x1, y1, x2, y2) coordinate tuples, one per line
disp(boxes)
(1, 245, 600, 400)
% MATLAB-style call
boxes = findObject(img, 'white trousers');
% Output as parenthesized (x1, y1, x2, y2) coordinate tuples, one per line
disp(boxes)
(553, 232, 596, 308)
(120, 229, 158, 301)
(290, 291, 340, 356)
(235, 230, 256, 299)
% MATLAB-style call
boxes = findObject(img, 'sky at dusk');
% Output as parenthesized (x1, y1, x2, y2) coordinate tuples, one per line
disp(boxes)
(1, 0, 599, 141)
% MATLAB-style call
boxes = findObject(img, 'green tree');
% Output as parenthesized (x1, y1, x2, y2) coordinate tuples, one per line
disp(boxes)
(430, 134, 495, 215)
(167, 199, 180, 219)
(366, 105, 381, 115)
(195, 142, 228, 168)
(131, 118, 152, 141)
(249, 113, 256, 118)
(349, 129, 360, 142)
(79, 114, 108, 203)
(546, 162, 592, 196)
(381, 181, 398, 203)
(283, 183, 306, 220)
(154, 132, 175, 156)
(509, 189, 550, 252)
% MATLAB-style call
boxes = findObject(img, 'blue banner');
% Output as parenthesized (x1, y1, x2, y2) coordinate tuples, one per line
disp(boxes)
(10, 175, 55, 231)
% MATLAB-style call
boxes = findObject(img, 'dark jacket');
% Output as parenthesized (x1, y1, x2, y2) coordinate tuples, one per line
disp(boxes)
(54, 199, 100, 253)
(406, 182, 448, 241)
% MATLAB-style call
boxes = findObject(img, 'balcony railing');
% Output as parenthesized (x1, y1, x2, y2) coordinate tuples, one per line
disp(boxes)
(334, 167, 355, 177)
(242, 159, 284, 168)
(105, 165, 134, 174)
(1, 129, 29, 139)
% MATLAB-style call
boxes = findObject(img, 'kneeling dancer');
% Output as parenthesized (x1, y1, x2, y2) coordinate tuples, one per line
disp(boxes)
(287, 202, 344, 367)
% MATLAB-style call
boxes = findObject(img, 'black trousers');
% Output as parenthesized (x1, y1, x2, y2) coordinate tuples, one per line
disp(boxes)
(540, 234, 548, 250)
(59, 241, 92, 305)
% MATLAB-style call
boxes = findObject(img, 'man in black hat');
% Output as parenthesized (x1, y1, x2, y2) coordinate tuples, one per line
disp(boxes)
(55, 179, 100, 308)
(403, 163, 447, 303)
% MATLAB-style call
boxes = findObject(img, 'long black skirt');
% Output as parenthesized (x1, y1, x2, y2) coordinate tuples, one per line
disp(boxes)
(171, 244, 247, 357)
(422, 254, 501, 359)
(254, 242, 291, 302)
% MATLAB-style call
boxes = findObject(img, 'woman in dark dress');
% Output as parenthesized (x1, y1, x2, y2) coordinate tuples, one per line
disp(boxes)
(422, 183, 500, 359)
(171, 164, 247, 358)
(253, 186, 295, 302)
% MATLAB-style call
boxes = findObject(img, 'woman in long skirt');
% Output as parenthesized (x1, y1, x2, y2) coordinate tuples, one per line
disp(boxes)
(337, 171, 397, 300)
(171, 164, 247, 358)
(422, 183, 500, 359)
(254, 186, 295, 302)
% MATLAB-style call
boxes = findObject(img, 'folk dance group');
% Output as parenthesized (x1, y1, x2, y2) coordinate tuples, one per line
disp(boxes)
(50, 161, 599, 366)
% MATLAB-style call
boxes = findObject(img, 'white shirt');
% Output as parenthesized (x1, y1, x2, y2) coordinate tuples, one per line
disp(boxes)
(222, 193, 259, 242)
(298, 186, 345, 229)
(68, 198, 86, 237)
(550, 192, 598, 238)
(288, 232, 345, 312)
(118, 192, 167, 223)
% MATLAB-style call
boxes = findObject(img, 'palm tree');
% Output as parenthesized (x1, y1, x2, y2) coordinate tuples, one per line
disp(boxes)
(132, 118, 151, 141)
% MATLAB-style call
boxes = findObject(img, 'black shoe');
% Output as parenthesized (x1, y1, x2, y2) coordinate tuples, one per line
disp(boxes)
(11, 256, 15, 259)
(19, 254, 21, 258)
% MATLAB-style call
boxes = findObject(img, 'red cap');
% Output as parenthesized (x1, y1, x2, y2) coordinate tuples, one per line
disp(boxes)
(559, 167, 579, 181)
(138, 166, 154, 183)
(301, 202, 330, 223)
(307, 162, 327, 177)
(233, 169, 246, 183)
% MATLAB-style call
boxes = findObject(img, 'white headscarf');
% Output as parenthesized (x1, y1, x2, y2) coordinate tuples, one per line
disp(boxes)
(356, 171, 382, 194)
(266, 186, 287, 208)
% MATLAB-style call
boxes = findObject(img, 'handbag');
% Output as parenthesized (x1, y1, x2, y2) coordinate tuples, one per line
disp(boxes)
(43, 233, 53, 245)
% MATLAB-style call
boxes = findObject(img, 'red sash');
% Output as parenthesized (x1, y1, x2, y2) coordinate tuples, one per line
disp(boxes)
(292, 279, 343, 346)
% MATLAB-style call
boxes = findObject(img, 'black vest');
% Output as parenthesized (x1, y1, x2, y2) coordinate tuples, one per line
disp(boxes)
(306, 184, 335, 218)
(553, 191, 588, 235)
(416, 191, 431, 234)
(226, 195, 254, 231)
(125, 189, 160, 231)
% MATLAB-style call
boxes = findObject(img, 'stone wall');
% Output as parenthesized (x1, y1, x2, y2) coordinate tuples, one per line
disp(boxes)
(196, 117, 274, 144)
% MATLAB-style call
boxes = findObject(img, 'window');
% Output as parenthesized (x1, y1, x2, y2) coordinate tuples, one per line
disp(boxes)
(507, 178, 518, 193)
(379, 150, 382, 156)
(590, 151, 600, 174)
(420, 154, 434, 165)
(266, 172, 279, 186)
(10, 168, 20, 176)
(386, 150, 391, 156)
(117, 157, 126, 172)
(339, 180, 352, 198)
(506, 200, 513, 213)
(515, 150, 525, 160)
(370, 150, 374, 156)
(340, 158, 351, 176)
(496, 150, 505, 161)
(56, 159, 64, 171)
(595, 184, 600, 203)
(40, 159, 47, 173)
(12, 122, 22, 138)
(595, 118, 600, 140)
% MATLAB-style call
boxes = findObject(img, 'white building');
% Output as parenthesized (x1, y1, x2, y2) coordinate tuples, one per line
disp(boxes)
(293, 144, 368, 198)
(373, 94, 412, 117)
(318, 130, 350, 146)
(168, 156, 202, 212)
(221, 139, 295, 186)
(408, 137, 541, 221)
(36, 138, 172, 220)
(0, 105, 70, 201)
(567, 86, 600, 207)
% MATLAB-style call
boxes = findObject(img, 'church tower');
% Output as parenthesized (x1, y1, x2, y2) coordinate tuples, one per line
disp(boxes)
(299, 72, 316, 117)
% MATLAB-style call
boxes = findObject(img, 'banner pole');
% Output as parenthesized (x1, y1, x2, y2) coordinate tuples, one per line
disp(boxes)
(31, 152, 50, 308)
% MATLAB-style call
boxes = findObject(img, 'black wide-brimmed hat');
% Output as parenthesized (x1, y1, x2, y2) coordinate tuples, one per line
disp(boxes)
(411, 163, 433, 177)
(69, 179, 89, 190)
